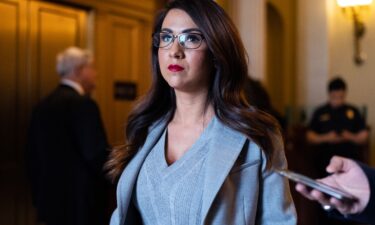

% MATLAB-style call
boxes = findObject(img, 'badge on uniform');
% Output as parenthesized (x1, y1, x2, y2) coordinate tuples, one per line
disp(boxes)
(319, 113, 330, 122)
(346, 109, 354, 119)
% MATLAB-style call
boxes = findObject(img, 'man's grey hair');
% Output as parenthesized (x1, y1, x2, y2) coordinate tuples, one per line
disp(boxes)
(56, 47, 93, 76)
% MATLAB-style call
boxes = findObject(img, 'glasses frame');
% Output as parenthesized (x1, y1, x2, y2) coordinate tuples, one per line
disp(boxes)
(153, 32, 205, 49)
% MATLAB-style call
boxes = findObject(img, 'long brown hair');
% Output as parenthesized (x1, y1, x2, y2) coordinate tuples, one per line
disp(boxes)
(106, 0, 282, 181)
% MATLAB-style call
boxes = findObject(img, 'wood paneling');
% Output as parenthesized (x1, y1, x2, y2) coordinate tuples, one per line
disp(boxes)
(0, 2, 22, 223)
(266, 0, 297, 117)
(0, 1, 31, 224)
(29, 1, 87, 102)
(0, 1, 87, 224)
(106, 0, 156, 12)
(96, 12, 152, 144)
(0, 0, 158, 224)
(266, 3, 285, 113)
(0, 0, 19, 167)
(59, 0, 155, 21)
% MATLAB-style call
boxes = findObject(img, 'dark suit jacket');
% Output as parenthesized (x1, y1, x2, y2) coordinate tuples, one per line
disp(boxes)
(349, 164, 375, 225)
(27, 85, 109, 225)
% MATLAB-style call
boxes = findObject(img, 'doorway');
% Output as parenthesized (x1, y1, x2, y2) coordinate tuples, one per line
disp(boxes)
(0, 1, 88, 224)
(265, 0, 297, 123)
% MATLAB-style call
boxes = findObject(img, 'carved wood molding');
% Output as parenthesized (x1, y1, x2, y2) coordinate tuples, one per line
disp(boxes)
(56, 0, 157, 21)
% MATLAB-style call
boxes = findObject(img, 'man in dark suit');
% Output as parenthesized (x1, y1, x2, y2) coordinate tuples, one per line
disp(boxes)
(27, 47, 110, 225)
(295, 156, 375, 225)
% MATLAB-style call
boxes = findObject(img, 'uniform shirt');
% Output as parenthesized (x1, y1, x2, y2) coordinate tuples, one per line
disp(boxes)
(309, 103, 366, 135)
(308, 103, 367, 176)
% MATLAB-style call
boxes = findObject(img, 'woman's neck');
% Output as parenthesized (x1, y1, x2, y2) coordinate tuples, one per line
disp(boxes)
(172, 91, 214, 125)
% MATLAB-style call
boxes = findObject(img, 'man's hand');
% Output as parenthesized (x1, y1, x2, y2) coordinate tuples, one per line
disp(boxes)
(324, 131, 343, 144)
(295, 156, 370, 215)
(341, 129, 369, 145)
(307, 131, 343, 144)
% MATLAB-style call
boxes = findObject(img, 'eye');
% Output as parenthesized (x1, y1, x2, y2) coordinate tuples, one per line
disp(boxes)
(160, 33, 173, 43)
(185, 33, 202, 43)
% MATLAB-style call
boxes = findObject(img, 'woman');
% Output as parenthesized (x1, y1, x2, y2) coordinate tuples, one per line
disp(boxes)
(106, 0, 296, 224)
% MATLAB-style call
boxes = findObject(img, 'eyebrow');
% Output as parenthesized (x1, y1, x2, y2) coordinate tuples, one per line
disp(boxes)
(160, 28, 202, 33)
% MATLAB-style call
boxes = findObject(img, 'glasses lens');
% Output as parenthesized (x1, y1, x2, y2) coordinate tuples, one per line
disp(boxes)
(179, 33, 203, 49)
(153, 32, 204, 49)
(153, 32, 173, 48)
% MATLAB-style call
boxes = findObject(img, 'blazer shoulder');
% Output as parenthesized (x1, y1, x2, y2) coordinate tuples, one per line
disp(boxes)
(213, 119, 263, 166)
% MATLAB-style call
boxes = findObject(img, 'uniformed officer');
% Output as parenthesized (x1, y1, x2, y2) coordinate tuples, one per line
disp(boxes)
(307, 77, 369, 177)
(306, 77, 369, 225)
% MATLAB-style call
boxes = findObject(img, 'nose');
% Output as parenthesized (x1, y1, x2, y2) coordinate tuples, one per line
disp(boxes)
(168, 38, 185, 59)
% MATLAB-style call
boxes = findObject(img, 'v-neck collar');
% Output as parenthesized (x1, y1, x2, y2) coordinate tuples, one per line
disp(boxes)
(114, 115, 247, 225)
(159, 116, 216, 172)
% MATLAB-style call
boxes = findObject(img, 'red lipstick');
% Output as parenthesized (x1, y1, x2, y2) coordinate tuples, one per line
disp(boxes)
(168, 64, 184, 72)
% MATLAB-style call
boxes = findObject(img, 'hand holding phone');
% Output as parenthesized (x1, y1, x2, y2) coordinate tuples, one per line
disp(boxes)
(278, 156, 371, 217)
(276, 169, 357, 203)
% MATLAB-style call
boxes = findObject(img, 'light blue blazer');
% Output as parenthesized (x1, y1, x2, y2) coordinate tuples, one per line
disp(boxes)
(110, 117, 297, 225)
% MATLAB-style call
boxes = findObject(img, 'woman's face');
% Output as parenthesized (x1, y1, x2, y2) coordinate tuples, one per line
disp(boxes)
(158, 9, 213, 93)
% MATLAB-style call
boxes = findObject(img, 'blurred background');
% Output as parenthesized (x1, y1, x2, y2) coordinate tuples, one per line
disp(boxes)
(1, 0, 375, 224)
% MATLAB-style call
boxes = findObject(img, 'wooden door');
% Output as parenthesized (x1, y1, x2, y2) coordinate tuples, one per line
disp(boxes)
(0, 0, 28, 224)
(0, 0, 159, 223)
(28, 0, 87, 103)
(266, 3, 285, 113)
(96, 11, 152, 145)
(265, 0, 297, 120)
(0, 1, 88, 224)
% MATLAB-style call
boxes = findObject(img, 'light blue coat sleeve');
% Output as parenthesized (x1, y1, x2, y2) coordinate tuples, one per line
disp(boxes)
(110, 208, 120, 225)
(258, 141, 297, 225)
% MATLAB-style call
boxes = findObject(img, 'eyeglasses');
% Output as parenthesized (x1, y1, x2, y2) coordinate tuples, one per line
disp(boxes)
(152, 32, 205, 49)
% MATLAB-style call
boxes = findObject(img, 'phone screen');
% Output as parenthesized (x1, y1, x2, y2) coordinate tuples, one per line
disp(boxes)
(277, 169, 356, 202)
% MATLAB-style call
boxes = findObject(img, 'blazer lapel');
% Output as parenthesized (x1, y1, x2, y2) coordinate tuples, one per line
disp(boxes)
(201, 120, 247, 222)
(117, 118, 168, 224)
(116, 117, 247, 224)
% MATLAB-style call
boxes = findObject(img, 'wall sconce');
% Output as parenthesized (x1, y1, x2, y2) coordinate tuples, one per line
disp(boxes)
(337, 0, 373, 65)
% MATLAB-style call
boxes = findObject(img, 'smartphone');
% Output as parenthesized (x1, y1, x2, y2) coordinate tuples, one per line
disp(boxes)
(277, 169, 356, 202)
